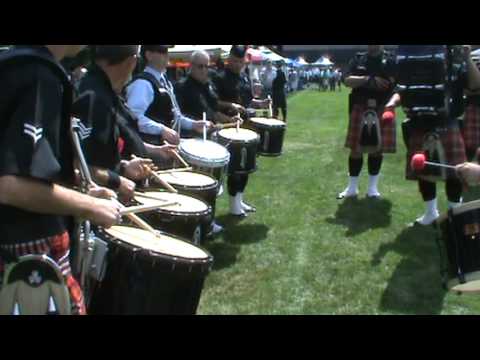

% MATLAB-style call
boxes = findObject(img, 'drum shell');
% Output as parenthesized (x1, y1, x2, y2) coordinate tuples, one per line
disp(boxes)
(438, 208, 480, 289)
(164, 181, 219, 220)
(216, 133, 259, 175)
(88, 229, 213, 315)
(189, 165, 227, 196)
(246, 119, 286, 157)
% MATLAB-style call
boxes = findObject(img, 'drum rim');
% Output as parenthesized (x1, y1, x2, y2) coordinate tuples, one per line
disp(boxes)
(135, 192, 212, 215)
(155, 172, 219, 189)
(248, 117, 287, 128)
(98, 227, 214, 265)
(436, 200, 480, 224)
(217, 128, 260, 143)
(179, 139, 231, 165)
(447, 270, 480, 293)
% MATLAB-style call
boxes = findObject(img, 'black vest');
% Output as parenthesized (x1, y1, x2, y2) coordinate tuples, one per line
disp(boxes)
(131, 72, 175, 130)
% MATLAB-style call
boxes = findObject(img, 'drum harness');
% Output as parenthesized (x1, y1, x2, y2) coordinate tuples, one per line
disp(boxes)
(70, 118, 107, 305)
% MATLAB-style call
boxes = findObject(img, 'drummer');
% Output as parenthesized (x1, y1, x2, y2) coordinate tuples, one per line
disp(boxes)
(0, 45, 122, 315)
(176, 50, 244, 235)
(72, 45, 177, 201)
(211, 45, 271, 217)
(125, 45, 213, 148)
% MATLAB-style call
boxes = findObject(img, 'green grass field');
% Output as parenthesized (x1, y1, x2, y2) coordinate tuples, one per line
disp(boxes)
(197, 87, 480, 315)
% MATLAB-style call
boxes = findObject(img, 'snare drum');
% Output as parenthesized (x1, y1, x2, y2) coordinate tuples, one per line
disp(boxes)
(436, 201, 480, 293)
(88, 226, 213, 315)
(247, 117, 286, 157)
(215, 128, 260, 175)
(135, 192, 212, 245)
(155, 171, 219, 218)
(178, 139, 230, 193)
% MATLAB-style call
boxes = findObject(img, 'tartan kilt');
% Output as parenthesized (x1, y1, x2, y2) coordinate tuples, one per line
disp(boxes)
(462, 103, 480, 151)
(406, 125, 466, 181)
(345, 104, 396, 154)
(0, 232, 86, 315)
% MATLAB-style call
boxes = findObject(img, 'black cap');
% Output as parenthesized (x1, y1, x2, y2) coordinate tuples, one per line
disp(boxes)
(230, 45, 247, 59)
(94, 45, 140, 60)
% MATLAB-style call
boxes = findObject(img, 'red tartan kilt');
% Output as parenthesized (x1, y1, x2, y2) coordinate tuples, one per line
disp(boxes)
(345, 104, 396, 153)
(406, 125, 466, 181)
(462, 104, 480, 151)
(0, 232, 86, 315)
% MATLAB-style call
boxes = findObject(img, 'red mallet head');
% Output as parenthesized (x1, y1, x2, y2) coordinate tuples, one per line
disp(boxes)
(411, 153, 427, 172)
(382, 109, 395, 124)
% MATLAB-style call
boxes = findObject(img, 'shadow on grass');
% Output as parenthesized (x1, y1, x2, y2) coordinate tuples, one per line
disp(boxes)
(203, 241, 241, 271)
(216, 215, 270, 245)
(371, 225, 447, 315)
(326, 197, 392, 237)
(204, 216, 270, 271)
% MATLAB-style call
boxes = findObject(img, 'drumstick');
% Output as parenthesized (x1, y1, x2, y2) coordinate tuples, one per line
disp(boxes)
(110, 197, 160, 237)
(268, 95, 273, 118)
(134, 191, 171, 201)
(130, 155, 178, 193)
(163, 141, 191, 168)
(203, 112, 207, 142)
(120, 201, 179, 215)
(148, 168, 179, 193)
(155, 167, 193, 175)
(71, 124, 161, 239)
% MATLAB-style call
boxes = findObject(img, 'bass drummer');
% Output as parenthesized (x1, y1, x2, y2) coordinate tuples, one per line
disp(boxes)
(211, 45, 271, 217)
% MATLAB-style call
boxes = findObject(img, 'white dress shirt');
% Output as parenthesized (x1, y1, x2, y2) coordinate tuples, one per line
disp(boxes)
(126, 66, 195, 136)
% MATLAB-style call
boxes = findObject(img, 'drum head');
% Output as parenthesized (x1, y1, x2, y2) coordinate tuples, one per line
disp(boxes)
(157, 171, 217, 188)
(105, 226, 209, 260)
(179, 139, 230, 168)
(218, 128, 259, 142)
(249, 117, 286, 128)
(135, 192, 210, 214)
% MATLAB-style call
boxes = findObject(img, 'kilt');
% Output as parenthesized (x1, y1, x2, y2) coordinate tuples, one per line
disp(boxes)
(0, 232, 86, 315)
(345, 103, 396, 154)
(462, 103, 480, 151)
(406, 124, 466, 181)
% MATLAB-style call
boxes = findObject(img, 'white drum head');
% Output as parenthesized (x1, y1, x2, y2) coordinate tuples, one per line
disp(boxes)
(135, 192, 209, 213)
(158, 171, 217, 188)
(179, 139, 230, 168)
(105, 226, 209, 259)
(250, 117, 286, 128)
(219, 128, 259, 142)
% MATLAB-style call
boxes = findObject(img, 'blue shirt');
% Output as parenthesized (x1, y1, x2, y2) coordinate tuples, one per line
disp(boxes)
(126, 66, 194, 136)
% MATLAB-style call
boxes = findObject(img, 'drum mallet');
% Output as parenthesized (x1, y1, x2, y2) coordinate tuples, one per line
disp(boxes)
(411, 153, 457, 171)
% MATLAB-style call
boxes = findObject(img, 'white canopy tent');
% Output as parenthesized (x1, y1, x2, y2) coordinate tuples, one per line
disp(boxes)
(313, 57, 334, 67)
(167, 45, 232, 62)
